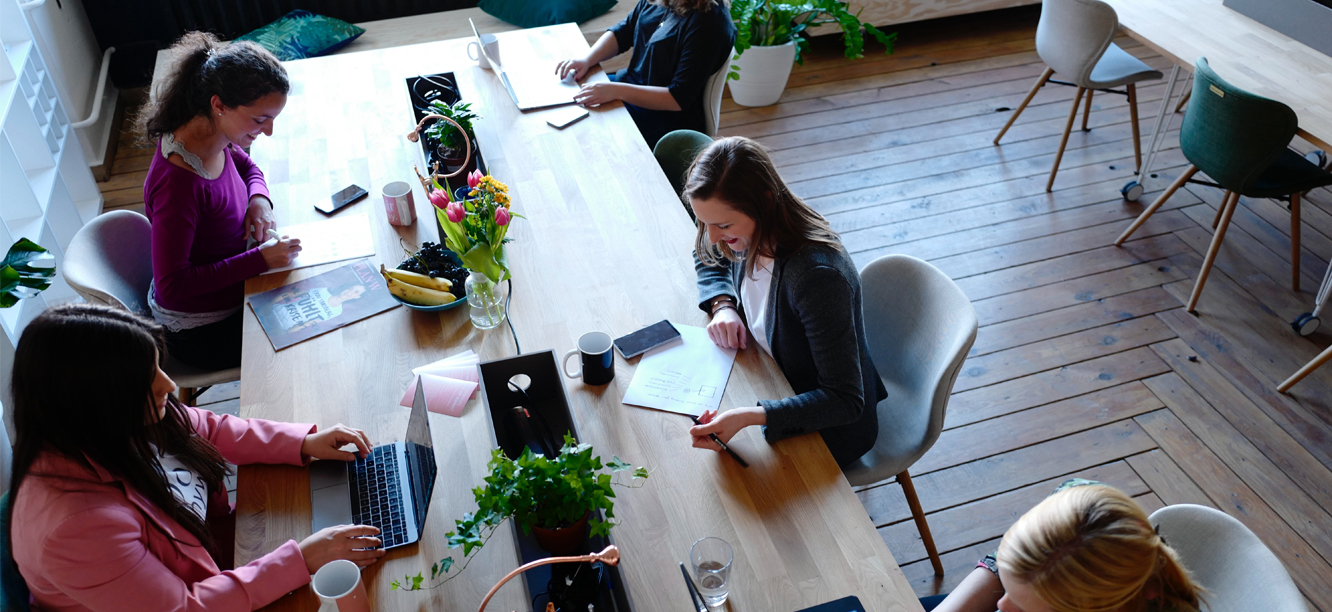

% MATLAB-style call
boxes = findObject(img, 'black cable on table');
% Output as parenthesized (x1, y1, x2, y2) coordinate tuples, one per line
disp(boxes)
(506, 278, 520, 354)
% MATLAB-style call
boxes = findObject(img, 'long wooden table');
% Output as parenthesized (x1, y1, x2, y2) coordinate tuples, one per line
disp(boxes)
(237, 24, 922, 612)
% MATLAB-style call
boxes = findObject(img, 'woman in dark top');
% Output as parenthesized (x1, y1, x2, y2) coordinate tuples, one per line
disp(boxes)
(686, 137, 886, 468)
(556, 0, 736, 148)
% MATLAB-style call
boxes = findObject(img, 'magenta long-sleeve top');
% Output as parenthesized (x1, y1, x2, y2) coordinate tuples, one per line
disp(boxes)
(144, 142, 271, 313)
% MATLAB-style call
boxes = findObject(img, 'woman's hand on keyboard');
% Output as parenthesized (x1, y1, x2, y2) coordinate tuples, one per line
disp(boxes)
(302, 424, 373, 461)
(300, 525, 386, 571)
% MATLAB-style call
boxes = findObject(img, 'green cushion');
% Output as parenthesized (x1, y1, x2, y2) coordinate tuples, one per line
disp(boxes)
(479, 0, 617, 29)
(234, 10, 365, 62)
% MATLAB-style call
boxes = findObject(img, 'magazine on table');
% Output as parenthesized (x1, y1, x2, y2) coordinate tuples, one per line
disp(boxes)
(249, 258, 399, 350)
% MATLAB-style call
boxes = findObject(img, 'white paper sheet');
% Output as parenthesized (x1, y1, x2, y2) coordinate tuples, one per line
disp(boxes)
(622, 324, 737, 417)
(259, 214, 376, 274)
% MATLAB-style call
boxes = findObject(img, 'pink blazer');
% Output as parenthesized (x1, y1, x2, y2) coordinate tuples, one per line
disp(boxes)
(12, 408, 318, 611)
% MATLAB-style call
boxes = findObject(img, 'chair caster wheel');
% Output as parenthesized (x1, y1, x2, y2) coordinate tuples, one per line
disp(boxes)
(1122, 180, 1144, 201)
(1305, 150, 1327, 170)
(1292, 313, 1319, 337)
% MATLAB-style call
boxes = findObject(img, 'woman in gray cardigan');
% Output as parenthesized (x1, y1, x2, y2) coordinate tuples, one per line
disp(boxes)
(687, 137, 887, 468)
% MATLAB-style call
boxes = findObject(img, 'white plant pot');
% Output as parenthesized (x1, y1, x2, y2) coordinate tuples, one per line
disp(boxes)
(728, 41, 796, 107)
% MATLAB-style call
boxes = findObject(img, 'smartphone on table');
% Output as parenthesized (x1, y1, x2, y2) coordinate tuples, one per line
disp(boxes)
(315, 185, 368, 214)
(614, 320, 682, 359)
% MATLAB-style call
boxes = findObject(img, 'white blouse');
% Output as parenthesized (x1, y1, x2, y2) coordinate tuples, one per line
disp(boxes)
(156, 449, 208, 522)
(740, 255, 775, 357)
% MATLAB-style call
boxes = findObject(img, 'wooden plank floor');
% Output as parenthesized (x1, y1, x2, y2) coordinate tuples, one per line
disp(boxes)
(99, 6, 1332, 607)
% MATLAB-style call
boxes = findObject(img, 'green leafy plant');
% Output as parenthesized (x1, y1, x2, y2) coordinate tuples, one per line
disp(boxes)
(729, 0, 897, 70)
(391, 435, 649, 592)
(425, 100, 480, 157)
(1, 238, 55, 308)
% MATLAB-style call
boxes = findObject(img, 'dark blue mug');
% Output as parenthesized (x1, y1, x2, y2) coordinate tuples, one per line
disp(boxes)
(563, 331, 615, 386)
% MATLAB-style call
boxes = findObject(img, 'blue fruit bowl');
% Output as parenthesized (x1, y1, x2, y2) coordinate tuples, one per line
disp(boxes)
(392, 250, 468, 312)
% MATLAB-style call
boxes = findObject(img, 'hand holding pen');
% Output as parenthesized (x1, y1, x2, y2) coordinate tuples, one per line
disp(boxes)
(689, 410, 751, 468)
(259, 228, 303, 269)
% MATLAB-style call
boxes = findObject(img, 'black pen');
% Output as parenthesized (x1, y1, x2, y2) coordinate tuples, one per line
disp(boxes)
(690, 415, 750, 468)
(679, 562, 707, 612)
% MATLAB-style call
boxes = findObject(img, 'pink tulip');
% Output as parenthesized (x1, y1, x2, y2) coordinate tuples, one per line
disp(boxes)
(446, 201, 465, 223)
(467, 170, 483, 190)
(494, 207, 510, 227)
(427, 189, 450, 210)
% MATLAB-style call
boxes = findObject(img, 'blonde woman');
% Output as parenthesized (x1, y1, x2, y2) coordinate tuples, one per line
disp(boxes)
(932, 480, 1204, 612)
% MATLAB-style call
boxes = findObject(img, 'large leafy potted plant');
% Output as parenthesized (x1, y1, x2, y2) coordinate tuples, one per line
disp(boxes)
(729, 0, 897, 107)
(1, 238, 55, 308)
(391, 435, 649, 592)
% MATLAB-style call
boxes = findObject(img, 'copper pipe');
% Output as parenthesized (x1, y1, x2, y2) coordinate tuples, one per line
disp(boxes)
(406, 113, 473, 180)
(476, 545, 621, 612)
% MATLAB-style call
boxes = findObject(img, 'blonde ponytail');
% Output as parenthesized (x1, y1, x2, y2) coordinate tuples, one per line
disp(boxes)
(997, 485, 1204, 612)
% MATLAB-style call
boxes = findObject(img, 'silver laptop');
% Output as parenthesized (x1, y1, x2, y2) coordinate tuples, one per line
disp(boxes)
(309, 378, 437, 549)
(470, 18, 580, 111)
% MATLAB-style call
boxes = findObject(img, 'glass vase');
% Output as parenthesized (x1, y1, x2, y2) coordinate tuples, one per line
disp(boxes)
(466, 271, 507, 330)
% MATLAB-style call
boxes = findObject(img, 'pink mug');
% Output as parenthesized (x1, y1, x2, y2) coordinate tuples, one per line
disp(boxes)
(312, 560, 370, 612)
(382, 181, 416, 226)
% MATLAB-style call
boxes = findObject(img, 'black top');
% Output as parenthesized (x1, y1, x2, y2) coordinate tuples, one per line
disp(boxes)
(607, 0, 736, 148)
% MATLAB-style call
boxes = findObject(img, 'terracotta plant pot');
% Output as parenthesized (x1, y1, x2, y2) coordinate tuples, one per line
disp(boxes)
(531, 511, 591, 556)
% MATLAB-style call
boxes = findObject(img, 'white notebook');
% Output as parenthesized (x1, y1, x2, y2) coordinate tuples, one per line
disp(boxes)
(259, 214, 376, 275)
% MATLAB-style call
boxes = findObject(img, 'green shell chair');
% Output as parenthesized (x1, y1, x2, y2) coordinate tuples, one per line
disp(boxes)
(652, 129, 714, 221)
(1115, 58, 1332, 311)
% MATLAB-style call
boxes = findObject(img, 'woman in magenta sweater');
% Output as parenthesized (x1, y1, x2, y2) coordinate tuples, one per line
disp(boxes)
(140, 32, 302, 370)
(8, 304, 383, 611)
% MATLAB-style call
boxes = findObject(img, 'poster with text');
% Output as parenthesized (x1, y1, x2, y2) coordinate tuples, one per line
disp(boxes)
(249, 259, 398, 350)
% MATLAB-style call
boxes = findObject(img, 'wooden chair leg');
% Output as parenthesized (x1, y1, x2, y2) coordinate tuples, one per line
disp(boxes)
(1080, 89, 1094, 132)
(178, 387, 196, 406)
(898, 469, 943, 576)
(994, 67, 1054, 145)
(1128, 83, 1143, 172)
(1116, 164, 1198, 246)
(1291, 192, 1301, 292)
(1279, 343, 1332, 393)
(1212, 195, 1228, 228)
(1188, 191, 1239, 312)
(1174, 89, 1192, 113)
(1047, 87, 1086, 193)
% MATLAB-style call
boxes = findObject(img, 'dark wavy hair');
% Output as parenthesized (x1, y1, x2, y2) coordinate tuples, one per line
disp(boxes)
(657, 0, 720, 14)
(686, 136, 842, 279)
(136, 31, 289, 142)
(7, 303, 229, 552)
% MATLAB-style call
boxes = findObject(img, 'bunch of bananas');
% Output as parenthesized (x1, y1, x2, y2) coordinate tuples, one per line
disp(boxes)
(380, 264, 456, 306)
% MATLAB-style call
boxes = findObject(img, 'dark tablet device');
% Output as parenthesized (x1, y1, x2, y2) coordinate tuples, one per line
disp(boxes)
(796, 596, 865, 612)
(614, 320, 681, 359)
(315, 184, 368, 214)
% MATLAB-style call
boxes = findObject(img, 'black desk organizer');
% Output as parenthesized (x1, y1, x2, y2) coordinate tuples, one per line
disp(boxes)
(478, 351, 634, 612)
(404, 72, 490, 243)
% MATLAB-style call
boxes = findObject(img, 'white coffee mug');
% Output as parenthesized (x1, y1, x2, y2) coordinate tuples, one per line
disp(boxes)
(467, 35, 500, 70)
(311, 559, 370, 612)
(381, 181, 416, 227)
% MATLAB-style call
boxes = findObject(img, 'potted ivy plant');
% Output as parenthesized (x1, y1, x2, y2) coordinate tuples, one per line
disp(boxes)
(729, 0, 898, 107)
(1, 238, 55, 308)
(391, 435, 649, 592)
(425, 99, 480, 174)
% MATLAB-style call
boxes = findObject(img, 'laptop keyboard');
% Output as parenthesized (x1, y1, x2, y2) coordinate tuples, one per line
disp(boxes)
(349, 445, 408, 548)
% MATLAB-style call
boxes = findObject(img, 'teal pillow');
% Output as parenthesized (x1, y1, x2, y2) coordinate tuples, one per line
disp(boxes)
(234, 10, 365, 62)
(479, 0, 617, 29)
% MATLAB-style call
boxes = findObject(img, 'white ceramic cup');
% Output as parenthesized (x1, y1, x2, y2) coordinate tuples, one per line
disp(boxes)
(467, 35, 500, 70)
(311, 559, 370, 612)
(381, 181, 416, 227)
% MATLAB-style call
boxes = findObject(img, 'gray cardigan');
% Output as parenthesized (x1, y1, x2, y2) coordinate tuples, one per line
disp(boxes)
(695, 243, 885, 468)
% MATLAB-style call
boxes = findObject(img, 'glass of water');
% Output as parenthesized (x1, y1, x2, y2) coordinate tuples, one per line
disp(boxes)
(690, 536, 733, 607)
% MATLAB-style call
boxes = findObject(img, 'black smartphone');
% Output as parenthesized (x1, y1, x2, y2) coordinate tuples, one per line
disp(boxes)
(315, 184, 368, 214)
(614, 320, 682, 359)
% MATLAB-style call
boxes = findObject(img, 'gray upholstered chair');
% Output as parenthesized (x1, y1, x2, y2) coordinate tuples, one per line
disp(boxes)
(702, 48, 735, 138)
(1149, 504, 1305, 611)
(994, 0, 1162, 191)
(63, 210, 240, 405)
(844, 255, 978, 575)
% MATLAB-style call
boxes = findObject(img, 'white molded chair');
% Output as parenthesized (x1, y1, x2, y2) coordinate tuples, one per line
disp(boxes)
(994, 0, 1162, 191)
(702, 48, 735, 138)
(63, 210, 240, 405)
(844, 255, 978, 575)
(1149, 504, 1306, 612)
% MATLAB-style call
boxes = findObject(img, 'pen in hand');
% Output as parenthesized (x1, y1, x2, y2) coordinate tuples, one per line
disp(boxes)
(690, 415, 750, 468)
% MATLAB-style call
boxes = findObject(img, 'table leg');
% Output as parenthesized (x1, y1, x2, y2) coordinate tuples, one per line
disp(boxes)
(1138, 65, 1183, 191)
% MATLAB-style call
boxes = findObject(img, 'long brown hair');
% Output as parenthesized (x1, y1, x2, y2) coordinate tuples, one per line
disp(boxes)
(998, 485, 1204, 612)
(685, 136, 841, 279)
(655, 0, 719, 15)
(136, 31, 289, 143)
(8, 304, 230, 552)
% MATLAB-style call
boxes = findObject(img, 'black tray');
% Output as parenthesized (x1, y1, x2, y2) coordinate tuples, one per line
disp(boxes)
(404, 72, 489, 243)
(478, 351, 634, 612)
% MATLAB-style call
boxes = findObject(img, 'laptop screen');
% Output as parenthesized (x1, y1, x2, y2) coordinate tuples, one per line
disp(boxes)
(404, 380, 438, 529)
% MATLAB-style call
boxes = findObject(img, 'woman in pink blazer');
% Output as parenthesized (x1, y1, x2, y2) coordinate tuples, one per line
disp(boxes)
(7, 304, 385, 611)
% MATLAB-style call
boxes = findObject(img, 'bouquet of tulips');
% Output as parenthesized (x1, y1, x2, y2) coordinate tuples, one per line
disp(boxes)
(428, 169, 520, 283)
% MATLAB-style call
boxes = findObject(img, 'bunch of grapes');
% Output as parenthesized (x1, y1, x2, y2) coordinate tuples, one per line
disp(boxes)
(398, 242, 469, 299)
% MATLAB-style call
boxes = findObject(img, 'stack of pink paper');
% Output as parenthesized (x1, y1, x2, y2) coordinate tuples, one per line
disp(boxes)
(399, 351, 480, 417)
